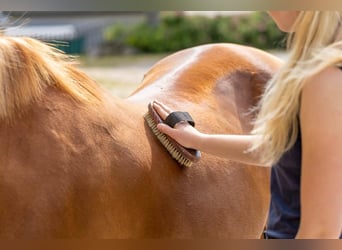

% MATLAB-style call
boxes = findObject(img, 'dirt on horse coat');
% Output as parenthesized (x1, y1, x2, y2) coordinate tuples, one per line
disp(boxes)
(0, 36, 281, 238)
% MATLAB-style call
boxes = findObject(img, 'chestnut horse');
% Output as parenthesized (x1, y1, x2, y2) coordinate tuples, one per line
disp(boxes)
(0, 36, 281, 238)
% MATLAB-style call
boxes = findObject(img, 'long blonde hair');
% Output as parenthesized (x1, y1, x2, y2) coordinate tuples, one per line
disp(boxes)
(251, 11, 342, 165)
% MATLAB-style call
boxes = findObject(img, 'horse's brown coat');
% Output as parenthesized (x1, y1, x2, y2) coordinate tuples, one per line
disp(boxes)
(0, 40, 281, 238)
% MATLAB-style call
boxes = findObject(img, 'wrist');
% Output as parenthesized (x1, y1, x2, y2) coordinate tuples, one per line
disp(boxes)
(194, 132, 207, 151)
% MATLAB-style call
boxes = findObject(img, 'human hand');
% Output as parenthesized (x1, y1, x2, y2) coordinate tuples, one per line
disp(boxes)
(152, 100, 203, 149)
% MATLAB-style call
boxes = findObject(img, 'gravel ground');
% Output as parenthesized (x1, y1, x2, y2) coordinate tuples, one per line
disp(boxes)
(81, 66, 154, 98)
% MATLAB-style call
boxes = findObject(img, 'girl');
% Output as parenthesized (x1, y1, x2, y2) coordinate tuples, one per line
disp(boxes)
(153, 11, 342, 239)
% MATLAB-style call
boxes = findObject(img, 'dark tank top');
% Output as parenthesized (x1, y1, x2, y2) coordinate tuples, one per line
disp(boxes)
(266, 127, 342, 239)
(266, 128, 302, 239)
(266, 66, 342, 239)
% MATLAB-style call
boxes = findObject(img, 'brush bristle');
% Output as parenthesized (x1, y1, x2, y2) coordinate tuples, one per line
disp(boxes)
(144, 112, 193, 167)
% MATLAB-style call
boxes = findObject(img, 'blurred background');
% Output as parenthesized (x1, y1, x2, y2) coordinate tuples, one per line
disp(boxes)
(1, 11, 287, 97)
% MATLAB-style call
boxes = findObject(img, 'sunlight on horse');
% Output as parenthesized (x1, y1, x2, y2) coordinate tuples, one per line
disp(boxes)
(0, 36, 281, 238)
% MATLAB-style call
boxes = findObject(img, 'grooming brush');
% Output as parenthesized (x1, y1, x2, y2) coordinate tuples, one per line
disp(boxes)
(144, 101, 201, 167)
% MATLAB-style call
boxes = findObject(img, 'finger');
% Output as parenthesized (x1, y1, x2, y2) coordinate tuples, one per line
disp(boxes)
(153, 100, 173, 114)
(157, 123, 174, 135)
(153, 101, 171, 120)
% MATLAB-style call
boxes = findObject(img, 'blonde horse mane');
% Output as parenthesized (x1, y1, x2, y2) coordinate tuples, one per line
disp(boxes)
(0, 35, 102, 122)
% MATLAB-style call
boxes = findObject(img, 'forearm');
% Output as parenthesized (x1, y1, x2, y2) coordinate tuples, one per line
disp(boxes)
(156, 120, 266, 166)
(196, 133, 267, 166)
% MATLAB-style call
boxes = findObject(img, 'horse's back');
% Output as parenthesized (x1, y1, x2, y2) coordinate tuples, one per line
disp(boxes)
(125, 43, 282, 238)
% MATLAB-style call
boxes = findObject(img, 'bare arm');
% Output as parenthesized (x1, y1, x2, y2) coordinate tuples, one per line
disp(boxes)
(196, 133, 263, 166)
(296, 66, 342, 239)
(153, 101, 265, 166)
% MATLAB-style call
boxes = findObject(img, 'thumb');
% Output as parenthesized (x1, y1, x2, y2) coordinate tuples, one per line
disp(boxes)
(157, 123, 174, 136)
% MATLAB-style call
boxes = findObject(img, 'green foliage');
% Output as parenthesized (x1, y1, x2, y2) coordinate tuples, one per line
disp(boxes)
(104, 12, 286, 53)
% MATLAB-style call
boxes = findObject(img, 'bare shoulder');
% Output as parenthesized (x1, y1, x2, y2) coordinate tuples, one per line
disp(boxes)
(309, 66, 342, 82)
(300, 65, 342, 142)
(299, 66, 342, 239)
(302, 65, 342, 105)
(305, 64, 342, 85)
